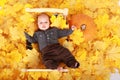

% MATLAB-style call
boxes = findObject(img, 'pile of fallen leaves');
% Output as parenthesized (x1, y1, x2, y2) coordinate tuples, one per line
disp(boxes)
(0, 0, 120, 80)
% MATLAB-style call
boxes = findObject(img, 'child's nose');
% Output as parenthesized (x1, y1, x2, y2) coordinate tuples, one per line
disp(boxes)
(43, 23, 46, 26)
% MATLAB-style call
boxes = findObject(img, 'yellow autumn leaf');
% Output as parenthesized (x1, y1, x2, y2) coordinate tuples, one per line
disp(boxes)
(60, 19, 69, 29)
(24, 4, 32, 8)
(2, 41, 16, 53)
(83, 0, 99, 11)
(50, 14, 62, 28)
(29, 72, 41, 80)
(0, 8, 5, 15)
(111, 35, 120, 46)
(0, 29, 3, 33)
(7, 50, 22, 63)
(0, 0, 7, 6)
(70, 68, 82, 78)
(48, 71, 62, 80)
(115, 59, 120, 69)
(50, 14, 56, 23)
(9, 26, 25, 41)
(3, 5, 17, 16)
(114, 26, 120, 38)
(93, 41, 108, 51)
(0, 69, 18, 80)
(9, 27, 20, 40)
(20, 13, 34, 25)
(69, 29, 84, 45)
(63, 40, 74, 51)
(0, 69, 11, 80)
(41, 72, 48, 79)
(3, 50, 23, 69)
(50, 14, 68, 29)
(106, 46, 120, 60)
(61, 73, 73, 80)
(0, 35, 6, 48)
(95, 13, 109, 28)
(90, 51, 101, 64)
(13, 2, 23, 12)
(23, 49, 40, 68)
(106, 16, 120, 32)
(76, 49, 87, 61)
(0, 56, 6, 68)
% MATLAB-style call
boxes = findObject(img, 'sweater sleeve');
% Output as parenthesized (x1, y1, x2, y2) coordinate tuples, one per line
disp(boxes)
(24, 32, 37, 43)
(57, 28, 73, 38)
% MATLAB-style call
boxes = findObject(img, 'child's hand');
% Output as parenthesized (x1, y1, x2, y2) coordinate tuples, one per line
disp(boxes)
(24, 32, 29, 39)
(24, 32, 33, 50)
(71, 25, 76, 30)
(26, 40, 33, 50)
(57, 67, 63, 72)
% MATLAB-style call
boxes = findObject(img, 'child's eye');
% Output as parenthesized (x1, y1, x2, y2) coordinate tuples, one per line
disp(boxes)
(39, 22, 48, 24)
(39, 22, 42, 24)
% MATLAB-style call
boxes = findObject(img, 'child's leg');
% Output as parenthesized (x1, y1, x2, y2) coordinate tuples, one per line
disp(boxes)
(65, 56, 79, 68)
(43, 59, 59, 69)
(61, 48, 80, 68)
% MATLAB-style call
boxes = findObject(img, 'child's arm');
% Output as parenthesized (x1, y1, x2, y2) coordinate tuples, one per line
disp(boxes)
(24, 32, 37, 43)
(57, 25, 76, 38)
(24, 32, 37, 50)
(26, 40, 33, 50)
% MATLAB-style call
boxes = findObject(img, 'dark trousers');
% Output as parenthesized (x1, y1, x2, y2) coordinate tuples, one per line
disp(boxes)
(41, 43, 79, 69)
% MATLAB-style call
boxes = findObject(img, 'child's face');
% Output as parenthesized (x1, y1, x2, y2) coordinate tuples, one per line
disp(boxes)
(37, 15, 50, 31)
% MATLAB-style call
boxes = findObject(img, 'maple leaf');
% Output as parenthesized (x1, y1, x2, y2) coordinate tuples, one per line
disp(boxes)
(9, 27, 20, 40)
(50, 14, 68, 29)
(7, 50, 22, 63)
(69, 29, 84, 45)
(0, 29, 3, 33)
(0, 35, 6, 49)
(95, 13, 109, 28)
(12, 2, 23, 12)
(0, 56, 6, 68)
(111, 35, 120, 46)
(61, 73, 73, 80)
(93, 41, 108, 51)
(20, 13, 34, 25)
(76, 49, 87, 61)
(29, 72, 41, 80)
(41, 72, 48, 79)
(0, 0, 7, 6)
(0, 69, 14, 80)
(115, 26, 120, 38)
(106, 46, 120, 61)
(23, 49, 40, 68)
(48, 71, 62, 80)
(62, 40, 74, 52)
(4, 50, 23, 69)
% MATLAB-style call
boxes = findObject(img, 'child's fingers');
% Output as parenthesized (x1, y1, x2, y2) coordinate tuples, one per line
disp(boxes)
(71, 25, 76, 30)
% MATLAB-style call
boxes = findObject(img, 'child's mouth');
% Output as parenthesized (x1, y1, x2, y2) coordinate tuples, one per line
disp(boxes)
(42, 26, 46, 28)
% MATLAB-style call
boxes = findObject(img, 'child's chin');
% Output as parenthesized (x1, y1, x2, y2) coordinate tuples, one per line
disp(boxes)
(40, 28, 48, 30)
